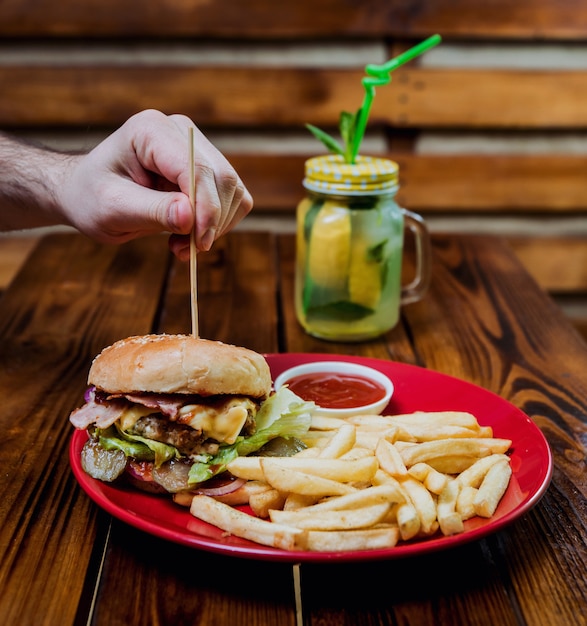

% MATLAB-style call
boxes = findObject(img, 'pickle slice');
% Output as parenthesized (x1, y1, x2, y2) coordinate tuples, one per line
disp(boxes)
(152, 459, 192, 493)
(81, 438, 127, 482)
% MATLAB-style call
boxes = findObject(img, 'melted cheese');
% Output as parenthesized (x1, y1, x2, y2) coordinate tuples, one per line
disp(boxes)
(179, 397, 254, 444)
(117, 397, 255, 444)
(118, 405, 156, 431)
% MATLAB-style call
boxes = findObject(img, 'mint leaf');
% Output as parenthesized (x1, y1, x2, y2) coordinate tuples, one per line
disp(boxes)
(306, 300, 374, 321)
(305, 123, 345, 157)
(367, 240, 388, 263)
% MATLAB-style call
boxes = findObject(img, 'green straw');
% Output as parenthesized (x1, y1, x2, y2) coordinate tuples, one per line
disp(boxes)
(350, 34, 442, 163)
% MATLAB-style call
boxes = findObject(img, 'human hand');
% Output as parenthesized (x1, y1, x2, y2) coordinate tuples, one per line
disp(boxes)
(58, 109, 253, 259)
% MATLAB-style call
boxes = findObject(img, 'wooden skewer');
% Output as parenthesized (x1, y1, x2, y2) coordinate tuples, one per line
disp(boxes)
(293, 563, 303, 626)
(188, 126, 199, 338)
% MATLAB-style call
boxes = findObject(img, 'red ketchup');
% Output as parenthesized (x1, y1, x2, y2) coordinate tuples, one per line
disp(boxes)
(286, 372, 387, 409)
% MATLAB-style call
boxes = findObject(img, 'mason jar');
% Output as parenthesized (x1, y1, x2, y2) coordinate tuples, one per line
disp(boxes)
(295, 154, 431, 342)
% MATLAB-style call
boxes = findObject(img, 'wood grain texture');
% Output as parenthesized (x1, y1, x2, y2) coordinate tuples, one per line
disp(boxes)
(0, 232, 585, 625)
(90, 520, 298, 626)
(0, 66, 375, 128)
(0, 235, 40, 290)
(508, 236, 587, 293)
(0, 234, 169, 625)
(2, 0, 587, 326)
(1, 0, 586, 38)
(3, 66, 587, 130)
(159, 231, 280, 353)
(229, 154, 587, 213)
(293, 235, 587, 626)
(390, 69, 587, 129)
(0, 0, 406, 37)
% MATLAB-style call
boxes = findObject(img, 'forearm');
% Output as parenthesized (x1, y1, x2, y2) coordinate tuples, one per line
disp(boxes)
(0, 110, 252, 251)
(0, 133, 78, 231)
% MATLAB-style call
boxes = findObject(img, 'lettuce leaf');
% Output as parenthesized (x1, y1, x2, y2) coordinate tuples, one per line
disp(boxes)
(97, 424, 179, 467)
(188, 388, 314, 485)
(96, 387, 314, 486)
(254, 386, 315, 431)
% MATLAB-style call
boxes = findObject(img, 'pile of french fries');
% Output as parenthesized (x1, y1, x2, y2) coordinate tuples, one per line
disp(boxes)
(186, 410, 513, 552)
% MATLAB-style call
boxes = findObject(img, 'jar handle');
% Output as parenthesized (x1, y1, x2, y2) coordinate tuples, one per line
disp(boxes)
(400, 209, 432, 305)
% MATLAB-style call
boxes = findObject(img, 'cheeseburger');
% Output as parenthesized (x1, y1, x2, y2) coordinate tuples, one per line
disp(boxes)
(69, 334, 312, 495)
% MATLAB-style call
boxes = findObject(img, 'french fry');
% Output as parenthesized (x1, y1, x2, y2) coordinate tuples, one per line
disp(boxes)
(399, 424, 488, 442)
(339, 447, 374, 461)
(212, 480, 273, 506)
(424, 455, 483, 474)
(318, 424, 356, 458)
(395, 502, 420, 540)
(259, 456, 378, 483)
(372, 470, 407, 502)
(474, 459, 512, 518)
(408, 462, 449, 494)
(293, 446, 322, 458)
(310, 415, 348, 430)
(399, 438, 494, 467)
(346, 415, 392, 429)
(376, 438, 408, 477)
(457, 453, 511, 488)
(294, 484, 403, 513)
(399, 476, 438, 535)
(188, 408, 514, 552)
(476, 438, 512, 454)
(249, 487, 287, 518)
(350, 418, 414, 443)
(298, 431, 331, 447)
(437, 511, 464, 536)
(355, 431, 392, 450)
(300, 430, 331, 442)
(269, 502, 390, 531)
(391, 411, 484, 430)
(456, 485, 478, 520)
(437, 479, 465, 536)
(230, 455, 377, 483)
(260, 460, 357, 497)
(227, 456, 265, 481)
(190, 495, 307, 551)
(175, 480, 271, 507)
(283, 493, 320, 511)
(305, 527, 399, 552)
(173, 491, 195, 507)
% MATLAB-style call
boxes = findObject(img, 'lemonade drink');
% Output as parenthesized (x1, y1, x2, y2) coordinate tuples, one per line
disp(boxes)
(295, 155, 429, 342)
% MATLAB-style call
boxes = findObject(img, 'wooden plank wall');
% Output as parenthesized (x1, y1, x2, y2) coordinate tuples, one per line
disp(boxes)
(1, 0, 586, 338)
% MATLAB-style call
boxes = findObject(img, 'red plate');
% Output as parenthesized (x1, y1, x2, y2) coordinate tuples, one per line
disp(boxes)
(69, 354, 553, 563)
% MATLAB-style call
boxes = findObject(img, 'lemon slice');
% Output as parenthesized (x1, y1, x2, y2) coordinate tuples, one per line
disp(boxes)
(349, 239, 382, 309)
(307, 201, 351, 290)
(296, 197, 313, 266)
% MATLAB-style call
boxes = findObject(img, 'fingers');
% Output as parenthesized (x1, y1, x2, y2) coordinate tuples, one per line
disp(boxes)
(218, 185, 253, 238)
(166, 113, 253, 250)
(166, 180, 251, 261)
(168, 234, 191, 262)
(83, 183, 195, 245)
(67, 109, 253, 251)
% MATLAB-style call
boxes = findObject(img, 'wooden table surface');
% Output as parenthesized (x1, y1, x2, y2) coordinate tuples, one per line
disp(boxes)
(0, 230, 586, 626)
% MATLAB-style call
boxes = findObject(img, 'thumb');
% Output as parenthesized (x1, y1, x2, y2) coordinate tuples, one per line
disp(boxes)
(113, 186, 194, 237)
(155, 191, 194, 235)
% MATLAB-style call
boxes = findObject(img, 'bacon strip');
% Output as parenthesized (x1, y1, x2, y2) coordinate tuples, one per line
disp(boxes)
(122, 394, 184, 419)
(69, 399, 128, 429)
(69, 390, 186, 430)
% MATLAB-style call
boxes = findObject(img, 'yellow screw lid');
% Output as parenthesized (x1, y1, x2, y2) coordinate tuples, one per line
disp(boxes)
(303, 155, 399, 195)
